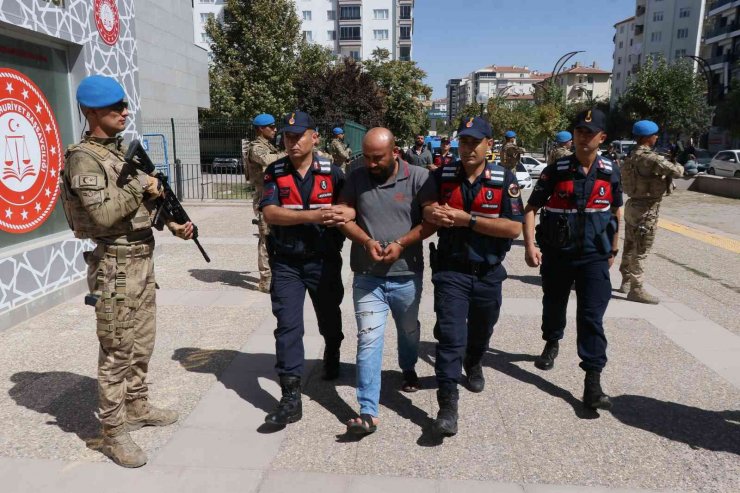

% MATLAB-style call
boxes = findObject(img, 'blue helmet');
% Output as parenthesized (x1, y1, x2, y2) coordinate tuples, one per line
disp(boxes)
(632, 120, 659, 137)
(252, 113, 276, 126)
(332, 127, 344, 135)
(555, 131, 573, 143)
(76, 75, 126, 108)
(504, 130, 516, 139)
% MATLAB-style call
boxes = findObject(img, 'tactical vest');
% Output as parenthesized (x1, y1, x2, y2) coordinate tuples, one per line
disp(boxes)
(501, 143, 521, 168)
(268, 157, 342, 257)
(434, 153, 455, 167)
(60, 141, 153, 240)
(621, 147, 666, 200)
(538, 157, 616, 255)
(436, 162, 513, 264)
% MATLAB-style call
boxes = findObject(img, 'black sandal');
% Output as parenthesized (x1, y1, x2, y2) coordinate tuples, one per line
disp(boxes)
(347, 414, 377, 435)
(401, 370, 420, 393)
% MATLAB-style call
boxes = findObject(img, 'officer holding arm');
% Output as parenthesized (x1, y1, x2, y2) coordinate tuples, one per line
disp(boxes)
(522, 109, 622, 411)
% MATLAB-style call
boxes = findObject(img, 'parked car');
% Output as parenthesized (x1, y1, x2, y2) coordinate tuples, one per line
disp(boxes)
(692, 149, 713, 172)
(610, 140, 637, 160)
(706, 150, 740, 177)
(521, 155, 546, 178)
(493, 159, 532, 189)
(212, 157, 243, 174)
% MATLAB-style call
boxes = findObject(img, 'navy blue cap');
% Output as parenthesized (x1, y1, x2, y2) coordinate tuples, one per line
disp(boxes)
(332, 127, 344, 135)
(253, 114, 276, 126)
(457, 116, 492, 139)
(573, 108, 607, 133)
(76, 75, 126, 108)
(504, 130, 516, 139)
(555, 131, 572, 143)
(282, 111, 316, 134)
(632, 120, 659, 136)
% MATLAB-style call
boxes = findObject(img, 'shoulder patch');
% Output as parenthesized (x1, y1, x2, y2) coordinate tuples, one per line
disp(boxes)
(313, 156, 332, 174)
(71, 174, 104, 190)
(508, 182, 521, 198)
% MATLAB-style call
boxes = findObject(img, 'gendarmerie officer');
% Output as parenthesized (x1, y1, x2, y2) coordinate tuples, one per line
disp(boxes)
(522, 108, 622, 410)
(420, 116, 524, 436)
(259, 111, 352, 425)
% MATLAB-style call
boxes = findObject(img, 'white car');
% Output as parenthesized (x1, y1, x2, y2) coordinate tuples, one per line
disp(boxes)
(707, 150, 740, 178)
(492, 159, 532, 189)
(521, 155, 547, 178)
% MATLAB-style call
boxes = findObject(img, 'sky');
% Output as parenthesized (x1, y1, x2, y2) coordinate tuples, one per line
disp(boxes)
(413, 0, 635, 99)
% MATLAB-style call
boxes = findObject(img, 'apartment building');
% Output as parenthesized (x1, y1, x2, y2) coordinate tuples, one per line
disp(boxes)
(194, 0, 414, 61)
(549, 62, 612, 104)
(701, 0, 740, 100)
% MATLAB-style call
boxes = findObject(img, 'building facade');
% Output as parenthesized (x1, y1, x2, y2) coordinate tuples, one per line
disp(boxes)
(0, 0, 209, 327)
(194, 0, 414, 61)
(549, 62, 612, 104)
(612, 16, 636, 103)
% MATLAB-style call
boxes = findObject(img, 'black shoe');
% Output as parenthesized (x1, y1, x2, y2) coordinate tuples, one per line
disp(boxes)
(463, 357, 485, 393)
(432, 387, 459, 437)
(583, 370, 612, 410)
(534, 340, 559, 370)
(322, 344, 340, 380)
(265, 376, 302, 425)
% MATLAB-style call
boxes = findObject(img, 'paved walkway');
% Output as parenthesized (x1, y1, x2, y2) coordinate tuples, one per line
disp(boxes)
(1, 202, 738, 493)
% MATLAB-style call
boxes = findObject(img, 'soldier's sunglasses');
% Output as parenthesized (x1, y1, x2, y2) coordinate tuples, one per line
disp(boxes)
(107, 101, 129, 113)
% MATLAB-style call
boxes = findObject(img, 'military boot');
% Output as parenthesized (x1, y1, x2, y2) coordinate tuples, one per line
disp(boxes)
(321, 343, 341, 380)
(583, 370, 612, 410)
(100, 426, 147, 468)
(627, 287, 659, 304)
(463, 356, 485, 393)
(432, 386, 459, 437)
(534, 340, 559, 370)
(126, 398, 179, 431)
(617, 278, 630, 294)
(265, 375, 302, 425)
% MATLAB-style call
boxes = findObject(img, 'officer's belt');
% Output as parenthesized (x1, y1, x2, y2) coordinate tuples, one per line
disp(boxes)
(437, 258, 496, 276)
(102, 243, 152, 259)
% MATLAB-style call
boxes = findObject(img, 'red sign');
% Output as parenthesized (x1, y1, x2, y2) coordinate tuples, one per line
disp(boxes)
(0, 68, 63, 234)
(94, 0, 120, 46)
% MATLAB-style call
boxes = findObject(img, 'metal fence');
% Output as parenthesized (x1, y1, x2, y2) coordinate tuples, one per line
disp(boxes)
(140, 118, 366, 201)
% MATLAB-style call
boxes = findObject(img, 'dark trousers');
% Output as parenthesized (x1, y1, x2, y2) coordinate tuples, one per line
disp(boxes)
(270, 255, 344, 377)
(432, 265, 506, 388)
(540, 256, 611, 371)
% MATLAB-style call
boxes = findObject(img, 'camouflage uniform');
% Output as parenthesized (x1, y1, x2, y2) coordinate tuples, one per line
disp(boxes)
(246, 136, 286, 291)
(547, 145, 573, 165)
(59, 135, 177, 463)
(500, 141, 526, 170)
(330, 138, 352, 170)
(618, 145, 683, 299)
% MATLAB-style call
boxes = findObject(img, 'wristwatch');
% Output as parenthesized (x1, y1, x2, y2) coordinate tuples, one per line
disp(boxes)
(468, 215, 477, 229)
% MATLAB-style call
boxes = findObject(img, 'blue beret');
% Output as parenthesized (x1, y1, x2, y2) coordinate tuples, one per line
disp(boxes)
(76, 75, 125, 108)
(504, 130, 516, 139)
(633, 120, 659, 137)
(252, 114, 276, 126)
(555, 131, 572, 143)
(332, 127, 344, 135)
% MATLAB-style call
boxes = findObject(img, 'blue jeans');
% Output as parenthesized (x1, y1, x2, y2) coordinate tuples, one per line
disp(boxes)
(353, 273, 422, 417)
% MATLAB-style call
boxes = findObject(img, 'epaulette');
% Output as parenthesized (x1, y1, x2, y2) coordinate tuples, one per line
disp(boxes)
(483, 162, 505, 187)
(440, 161, 461, 180)
(312, 155, 332, 174)
(598, 157, 613, 174)
(272, 158, 291, 177)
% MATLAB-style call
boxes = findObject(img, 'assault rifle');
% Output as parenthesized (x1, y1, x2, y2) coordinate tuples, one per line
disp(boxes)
(125, 139, 211, 262)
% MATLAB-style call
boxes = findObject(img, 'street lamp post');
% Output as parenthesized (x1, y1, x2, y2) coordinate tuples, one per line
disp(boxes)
(681, 54, 715, 104)
(476, 92, 489, 116)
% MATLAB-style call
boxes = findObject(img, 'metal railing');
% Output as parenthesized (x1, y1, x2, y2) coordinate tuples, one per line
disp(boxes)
(708, 0, 733, 13)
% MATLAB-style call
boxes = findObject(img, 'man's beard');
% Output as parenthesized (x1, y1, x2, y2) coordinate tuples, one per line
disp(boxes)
(369, 166, 392, 183)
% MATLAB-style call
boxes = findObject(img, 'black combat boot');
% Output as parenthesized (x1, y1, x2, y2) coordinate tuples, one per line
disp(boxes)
(583, 370, 612, 410)
(322, 343, 341, 380)
(265, 376, 302, 425)
(534, 340, 559, 370)
(463, 356, 485, 393)
(432, 386, 459, 437)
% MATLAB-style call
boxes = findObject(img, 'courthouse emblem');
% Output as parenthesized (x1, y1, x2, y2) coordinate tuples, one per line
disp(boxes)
(0, 69, 63, 234)
(94, 0, 120, 46)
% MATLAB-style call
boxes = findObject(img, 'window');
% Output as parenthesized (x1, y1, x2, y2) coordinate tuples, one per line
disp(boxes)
(199, 0, 214, 3)
(302, 11, 311, 21)
(339, 6, 361, 20)
(200, 13, 214, 23)
(618, 57, 622, 65)
(400, 46, 411, 61)
(620, 25, 625, 33)
(677, 28, 689, 39)
(339, 26, 361, 40)
(374, 9, 389, 20)
(327, 10, 335, 20)
(616, 72, 621, 80)
(651, 31, 662, 42)
(630, 39, 633, 46)
(400, 26, 411, 40)
(587, 76, 594, 83)
(327, 30, 336, 41)
(653, 11, 663, 22)
(349, 50, 360, 61)
(373, 29, 389, 40)
(201, 32, 210, 43)
(619, 41, 623, 48)
(679, 8, 690, 18)
(303, 31, 313, 42)
(675, 49, 686, 58)
(400, 5, 412, 19)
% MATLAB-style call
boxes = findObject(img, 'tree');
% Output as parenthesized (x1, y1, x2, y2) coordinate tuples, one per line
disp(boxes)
(205, 0, 301, 119)
(617, 55, 712, 139)
(363, 49, 432, 142)
(715, 81, 740, 138)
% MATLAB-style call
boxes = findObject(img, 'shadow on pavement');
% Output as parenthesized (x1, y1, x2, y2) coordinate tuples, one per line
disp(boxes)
(507, 274, 542, 286)
(188, 269, 260, 290)
(609, 395, 740, 455)
(8, 371, 100, 447)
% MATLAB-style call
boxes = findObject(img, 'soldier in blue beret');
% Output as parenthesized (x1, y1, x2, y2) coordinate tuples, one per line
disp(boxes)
(330, 126, 352, 170)
(548, 131, 574, 165)
(500, 130, 526, 170)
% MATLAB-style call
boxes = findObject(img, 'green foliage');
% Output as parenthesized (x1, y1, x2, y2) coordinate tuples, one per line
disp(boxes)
(363, 49, 432, 143)
(617, 55, 712, 138)
(715, 81, 740, 138)
(205, 0, 301, 120)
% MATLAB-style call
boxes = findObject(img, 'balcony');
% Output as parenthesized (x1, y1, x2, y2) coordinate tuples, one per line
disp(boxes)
(636, 5, 645, 16)
(704, 22, 740, 42)
(707, 0, 734, 15)
(708, 53, 736, 66)
(635, 24, 644, 36)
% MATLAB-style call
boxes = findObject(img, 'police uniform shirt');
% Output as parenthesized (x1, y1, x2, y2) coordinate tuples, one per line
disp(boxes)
(418, 163, 524, 264)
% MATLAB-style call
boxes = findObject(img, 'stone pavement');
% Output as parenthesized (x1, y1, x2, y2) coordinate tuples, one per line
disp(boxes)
(1, 202, 738, 493)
